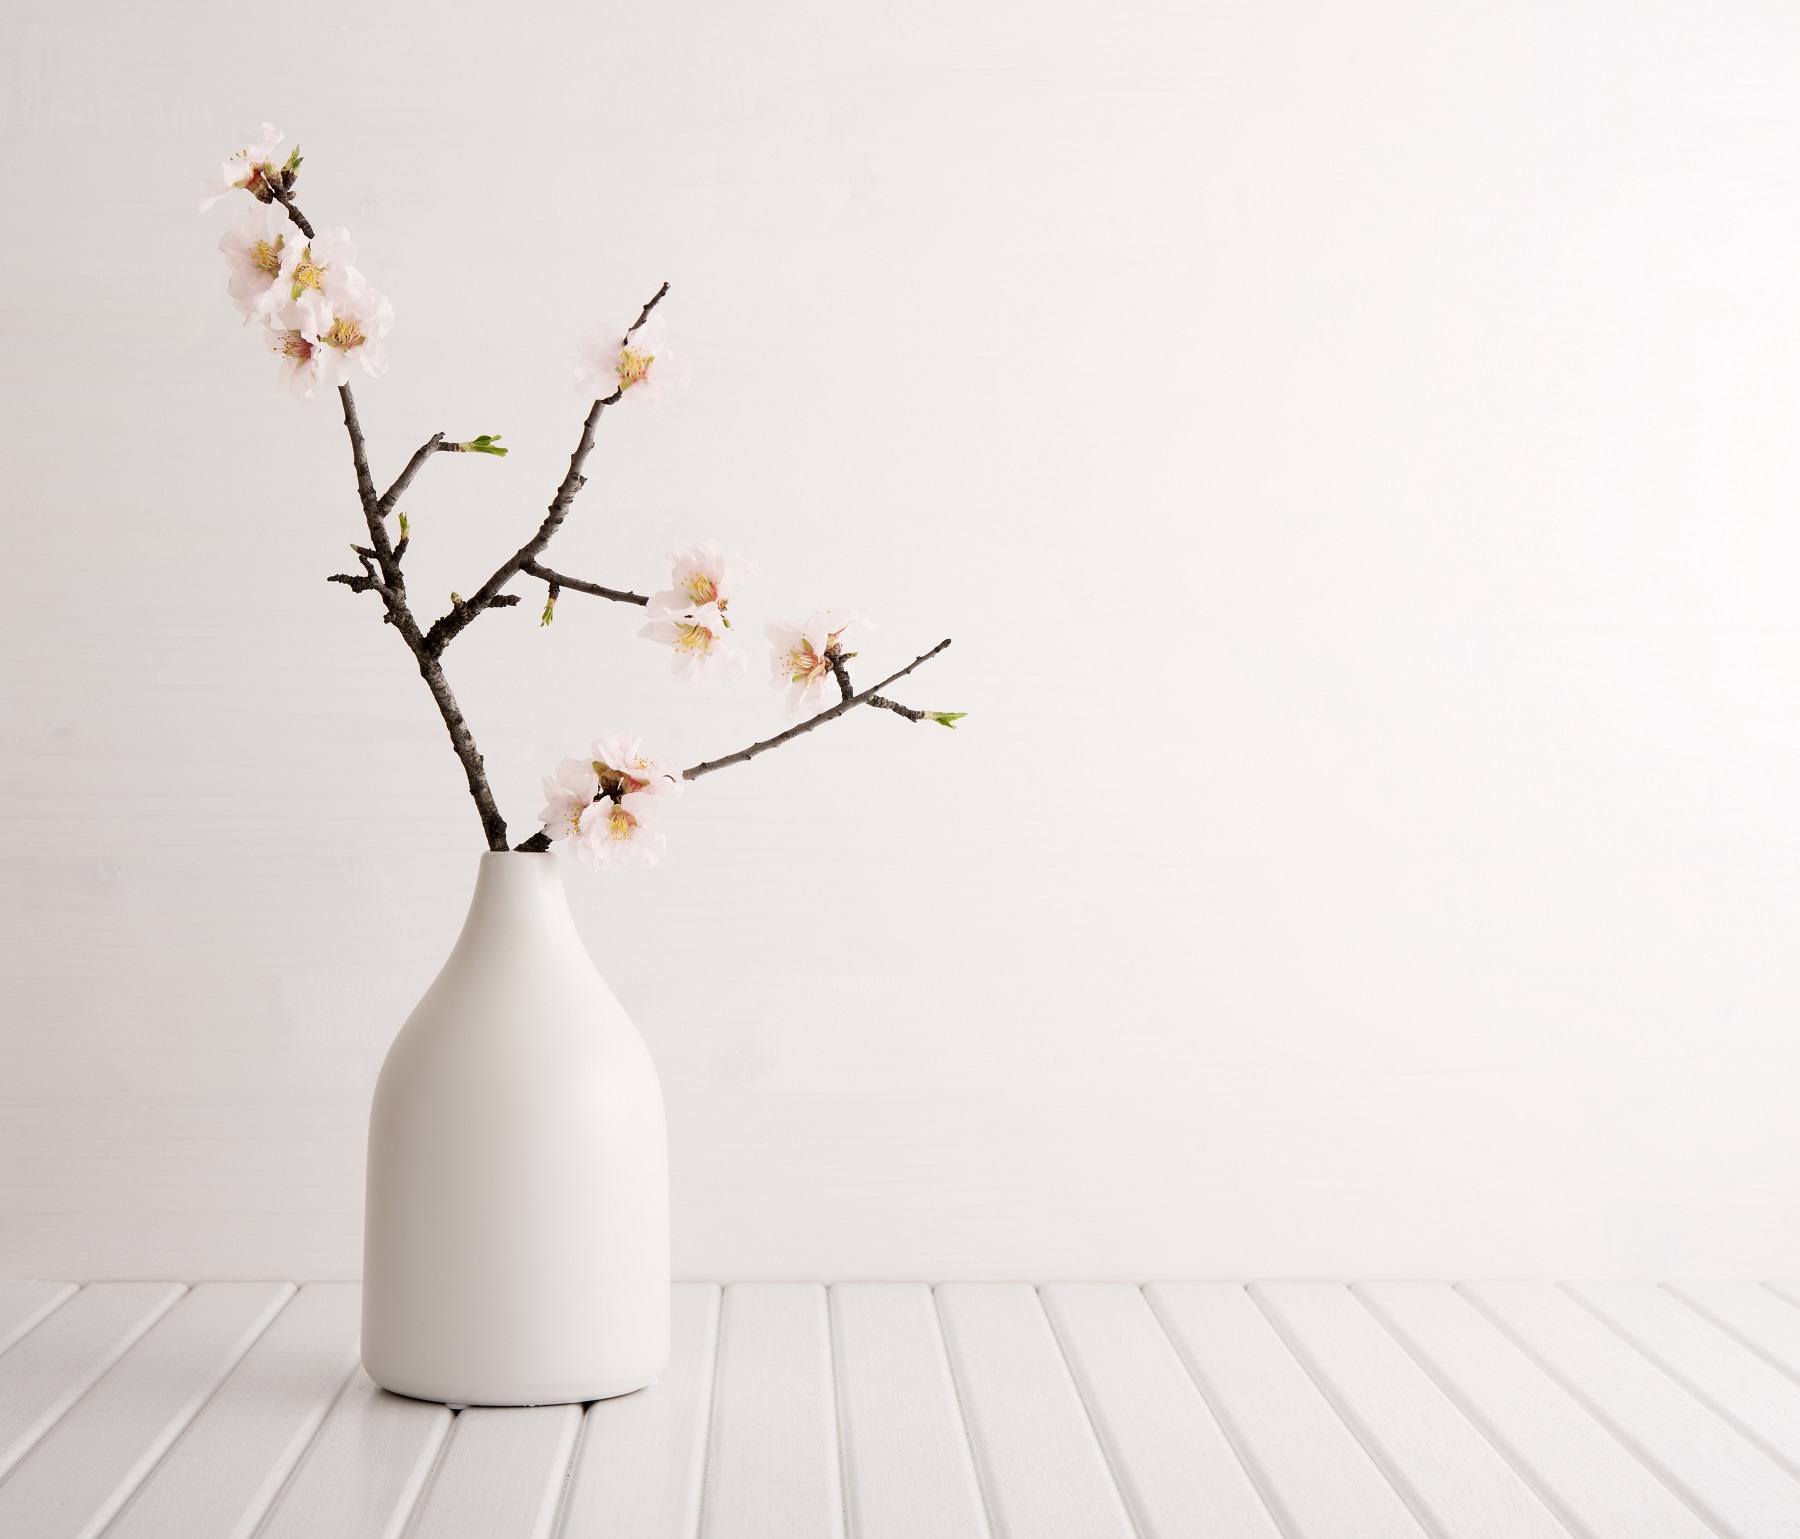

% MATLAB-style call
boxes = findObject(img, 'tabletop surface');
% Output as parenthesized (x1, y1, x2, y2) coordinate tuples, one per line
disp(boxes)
(0, 1278, 1797, 1538)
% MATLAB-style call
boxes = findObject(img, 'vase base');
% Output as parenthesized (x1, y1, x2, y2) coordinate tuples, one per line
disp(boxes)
(373, 1372, 660, 1408)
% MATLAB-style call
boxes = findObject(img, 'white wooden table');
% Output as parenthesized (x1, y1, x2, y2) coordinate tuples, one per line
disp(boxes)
(2, 1280, 1799, 1538)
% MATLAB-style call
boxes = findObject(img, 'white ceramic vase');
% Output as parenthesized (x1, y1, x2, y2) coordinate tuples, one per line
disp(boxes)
(361, 851, 669, 1406)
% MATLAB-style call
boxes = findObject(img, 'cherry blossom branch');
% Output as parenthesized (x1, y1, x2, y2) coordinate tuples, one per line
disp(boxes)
(422, 282, 667, 657)
(378, 433, 443, 515)
(264, 179, 314, 239)
(865, 695, 928, 721)
(830, 648, 939, 722)
(682, 639, 953, 781)
(522, 559, 649, 607)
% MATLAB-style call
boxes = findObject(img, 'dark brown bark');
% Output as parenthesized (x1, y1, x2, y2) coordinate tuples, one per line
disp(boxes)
(682, 639, 952, 781)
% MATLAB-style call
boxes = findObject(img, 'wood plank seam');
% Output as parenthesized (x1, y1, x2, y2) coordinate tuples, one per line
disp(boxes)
(0, 1281, 78, 1357)
(689, 1281, 730, 1539)
(541, 1400, 590, 1539)
(1244, 1284, 1464, 1539)
(1453, 1284, 1748, 1539)
(1559, 1281, 1800, 1488)
(825, 1289, 854, 1539)
(1656, 1286, 1792, 1386)
(1346, 1284, 1699, 1539)
(925, 1286, 1025, 1539)
(1665, 1284, 1800, 1390)
(240, 1357, 370, 1537)
(1025, 1284, 1152, 1539)
(402, 1402, 465, 1537)
(1141, 1285, 1310, 1539)
(79, 1283, 300, 1539)
(921, 1286, 1001, 1539)
(0, 1282, 189, 1485)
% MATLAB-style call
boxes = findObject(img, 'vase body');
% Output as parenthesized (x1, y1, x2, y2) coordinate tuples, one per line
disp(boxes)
(362, 851, 669, 1405)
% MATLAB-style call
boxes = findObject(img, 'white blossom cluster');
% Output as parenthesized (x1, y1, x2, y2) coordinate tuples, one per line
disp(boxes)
(202, 124, 942, 875)
(558, 538, 867, 869)
(208, 127, 393, 399)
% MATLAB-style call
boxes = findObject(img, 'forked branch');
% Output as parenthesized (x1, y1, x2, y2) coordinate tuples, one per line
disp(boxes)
(683, 639, 953, 781)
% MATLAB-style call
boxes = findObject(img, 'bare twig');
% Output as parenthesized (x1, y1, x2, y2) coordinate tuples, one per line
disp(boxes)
(866, 695, 928, 722)
(523, 559, 649, 607)
(378, 433, 444, 516)
(421, 282, 669, 657)
(265, 179, 315, 239)
(683, 639, 952, 781)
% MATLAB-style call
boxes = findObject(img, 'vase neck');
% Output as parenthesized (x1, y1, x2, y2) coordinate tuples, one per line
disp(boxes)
(457, 852, 580, 955)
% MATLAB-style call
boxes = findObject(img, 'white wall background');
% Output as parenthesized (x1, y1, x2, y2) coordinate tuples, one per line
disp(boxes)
(3, 0, 1799, 1281)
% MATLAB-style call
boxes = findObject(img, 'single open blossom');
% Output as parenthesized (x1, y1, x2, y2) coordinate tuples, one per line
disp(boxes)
(303, 284, 395, 391)
(539, 757, 602, 843)
(648, 542, 757, 623)
(766, 611, 861, 718)
(571, 791, 666, 871)
(639, 602, 745, 683)
(264, 307, 325, 399)
(264, 226, 365, 324)
(573, 317, 688, 405)
(201, 123, 286, 211)
(218, 202, 291, 320)
(590, 732, 683, 798)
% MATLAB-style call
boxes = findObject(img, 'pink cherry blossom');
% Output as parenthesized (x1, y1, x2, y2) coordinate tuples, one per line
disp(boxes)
(574, 317, 688, 405)
(589, 732, 683, 798)
(538, 757, 601, 844)
(218, 202, 292, 321)
(311, 284, 394, 388)
(648, 542, 757, 623)
(200, 123, 286, 211)
(766, 611, 861, 718)
(570, 791, 666, 872)
(639, 602, 746, 683)
(265, 226, 365, 323)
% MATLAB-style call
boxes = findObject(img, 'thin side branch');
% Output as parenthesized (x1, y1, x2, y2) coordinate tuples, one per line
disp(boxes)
(866, 694, 927, 722)
(683, 639, 952, 781)
(523, 559, 649, 607)
(420, 283, 667, 653)
(378, 433, 444, 516)
(265, 180, 315, 239)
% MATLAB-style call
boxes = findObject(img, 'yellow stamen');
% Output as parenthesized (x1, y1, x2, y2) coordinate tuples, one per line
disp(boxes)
(674, 622, 715, 655)
(616, 344, 654, 390)
(289, 245, 327, 300)
(323, 316, 366, 352)
(249, 235, 284, 277)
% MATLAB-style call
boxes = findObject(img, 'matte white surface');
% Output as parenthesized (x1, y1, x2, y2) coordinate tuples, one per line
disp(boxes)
(6, 0, 1800, 1282)
(362, 853, 668, 1405)
(4, 1278, 1793, 1537)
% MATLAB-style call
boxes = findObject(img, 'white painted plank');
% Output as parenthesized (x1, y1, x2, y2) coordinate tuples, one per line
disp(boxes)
(106, 1282, 362, 1539)
(1565, 1280, 1800, 1482)
(255, 1370, 453, 1539)
(934, 1283, 1133, 1539)
(1769, 1283, 1800, 1312)
(1356, 1281, 1716, 1539)
(407, 1404, 580, 1539)
(560, 1283, 721, 1539)
(0, 1281, 184, 1481)
(0, 1281, 291, 1539)
(1251, 1281, 1570, 1539)
(0, 1281, 77, 1355)
(1042, 1282, 1280, 1539)
(1668, 1282, 1800, 1385)
(700, 1283, 842, 1539)
(1145, 1281, 1426, 1539)
(1461, 1280, 1800, 1539)
(831, 1283, 990, 1539)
